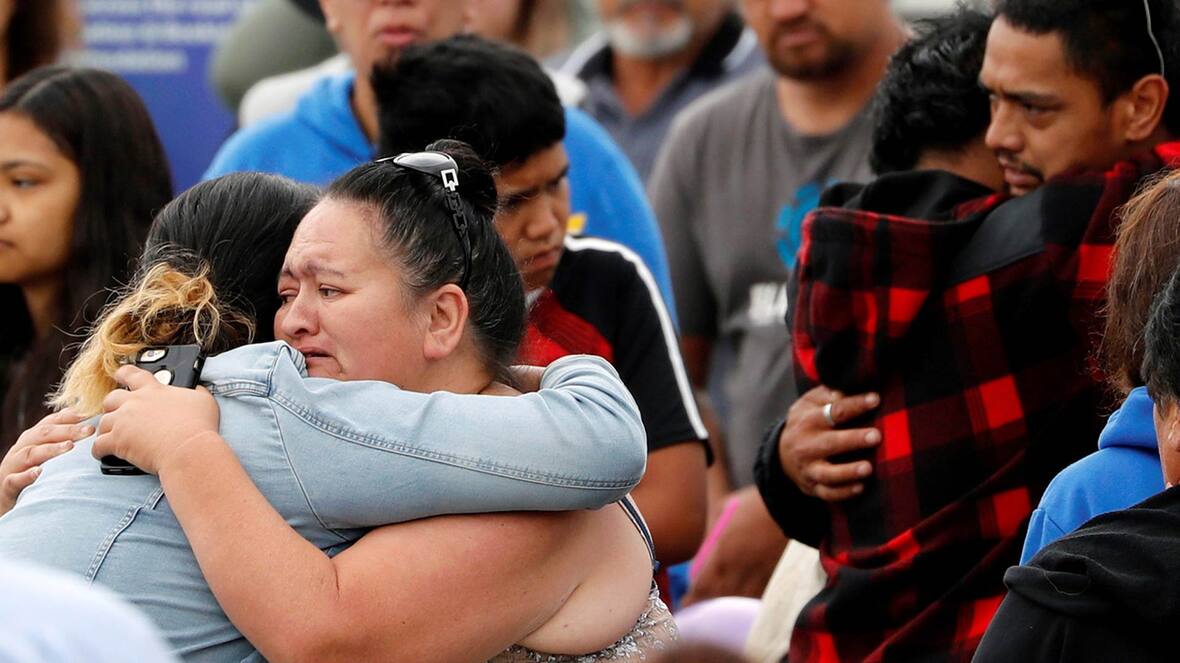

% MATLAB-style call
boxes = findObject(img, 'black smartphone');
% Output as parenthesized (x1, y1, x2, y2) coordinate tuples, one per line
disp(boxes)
(100, 345, 206, 476)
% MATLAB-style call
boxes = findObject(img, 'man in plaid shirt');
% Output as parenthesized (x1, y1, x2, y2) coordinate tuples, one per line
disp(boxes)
(755, 1, 1180, 661)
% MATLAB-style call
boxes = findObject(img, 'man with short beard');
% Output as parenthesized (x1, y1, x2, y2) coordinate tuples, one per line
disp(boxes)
(760, 1, 1180, 660)
(646, 0, 905, 602)
(560, 0, 764, 180)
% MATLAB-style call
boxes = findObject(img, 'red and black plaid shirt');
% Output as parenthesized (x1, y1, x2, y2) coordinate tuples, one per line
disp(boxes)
(755, 146, 1180, 663)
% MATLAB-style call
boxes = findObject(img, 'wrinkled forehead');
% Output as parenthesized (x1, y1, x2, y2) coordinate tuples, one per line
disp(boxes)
(283, 199, 383, 275)
(981, 17, 1096, 98)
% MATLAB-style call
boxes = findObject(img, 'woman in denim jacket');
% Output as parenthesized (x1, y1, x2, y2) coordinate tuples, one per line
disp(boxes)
(0, 142, 669, 660)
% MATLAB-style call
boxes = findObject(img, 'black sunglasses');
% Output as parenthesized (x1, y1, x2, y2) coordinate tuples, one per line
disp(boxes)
(375, 151, 472, 290)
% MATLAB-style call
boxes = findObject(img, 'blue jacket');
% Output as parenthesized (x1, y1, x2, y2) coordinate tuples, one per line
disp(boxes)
(1020, 387, 1163, 563)
(203, 71, 676, 314)
(0, 344, 646, 662)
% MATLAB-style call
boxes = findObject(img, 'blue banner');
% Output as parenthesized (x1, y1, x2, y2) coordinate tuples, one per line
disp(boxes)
(76, 0, 255, 192)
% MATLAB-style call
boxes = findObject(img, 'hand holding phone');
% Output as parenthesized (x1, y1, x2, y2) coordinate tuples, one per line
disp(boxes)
(100, 345, 205, 476)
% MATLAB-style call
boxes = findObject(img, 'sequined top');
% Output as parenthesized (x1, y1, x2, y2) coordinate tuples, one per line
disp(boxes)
(490, 499, 680, 662)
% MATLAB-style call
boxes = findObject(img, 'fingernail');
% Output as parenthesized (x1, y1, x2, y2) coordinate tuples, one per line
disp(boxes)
(866, 430, 881, 444)
(61, 441, 74, 450)
(30, 467, 41, 477)
(79, 426, 94, 437)
(852, 483, 863, 493)
(866, 393, 880, 407)
(859, 463, 872, 477)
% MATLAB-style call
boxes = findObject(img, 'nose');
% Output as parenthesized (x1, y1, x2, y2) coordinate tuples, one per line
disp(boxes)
(276, 290, 318, 341)
(985, 102, 1024, 156)
(768, 0, 810, 21)
(523, 195, 565, 242)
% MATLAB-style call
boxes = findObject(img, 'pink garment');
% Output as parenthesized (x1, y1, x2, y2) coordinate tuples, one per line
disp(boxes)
(674, 596, 761, 653)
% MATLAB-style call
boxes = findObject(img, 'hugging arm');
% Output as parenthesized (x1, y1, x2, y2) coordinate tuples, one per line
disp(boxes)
(92, 356, 629, 660)
(96, 352, 647, 527)
(278, 353, 648, 525)
(148, 432, 588, 662)
(0, 409, 95, 515)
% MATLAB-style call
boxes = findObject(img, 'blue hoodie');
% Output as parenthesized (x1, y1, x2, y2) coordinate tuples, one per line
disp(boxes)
(203, 71, 676, 313)
(1020, 387, 1163, 563)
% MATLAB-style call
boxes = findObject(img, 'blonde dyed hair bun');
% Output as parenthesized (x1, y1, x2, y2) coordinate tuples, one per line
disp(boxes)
(52, 260, 255, 416)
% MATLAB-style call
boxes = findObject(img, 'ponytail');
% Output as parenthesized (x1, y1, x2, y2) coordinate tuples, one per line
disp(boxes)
(51, 261, 254, 415)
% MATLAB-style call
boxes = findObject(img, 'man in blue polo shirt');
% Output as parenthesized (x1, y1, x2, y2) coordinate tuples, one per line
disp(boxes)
(204, 0, 675, 308)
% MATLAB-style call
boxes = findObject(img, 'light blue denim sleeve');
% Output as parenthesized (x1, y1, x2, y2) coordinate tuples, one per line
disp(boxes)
(266, 353, 648, 529)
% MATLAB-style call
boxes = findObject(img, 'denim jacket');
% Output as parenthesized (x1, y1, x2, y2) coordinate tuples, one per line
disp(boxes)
(0, 342, 647, 662)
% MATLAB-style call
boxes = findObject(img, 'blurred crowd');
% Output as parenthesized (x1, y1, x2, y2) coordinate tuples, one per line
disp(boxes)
(3, 1, 1180, 662)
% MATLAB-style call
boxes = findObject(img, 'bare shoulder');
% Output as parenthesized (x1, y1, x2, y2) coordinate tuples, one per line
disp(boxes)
(516, 504, 655, 655)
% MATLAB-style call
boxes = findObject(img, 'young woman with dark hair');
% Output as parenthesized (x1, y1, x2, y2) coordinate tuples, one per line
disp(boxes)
(0, 144, 668, 661)
(0, 65, 173, 453)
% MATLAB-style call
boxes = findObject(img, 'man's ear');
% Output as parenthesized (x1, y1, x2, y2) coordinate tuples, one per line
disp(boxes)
(319, 0, 339, 33)
(461, 0, 476, 34)
(422, 284, 469, 360)
(1120, 74, 1169, 142)
(1166, 413, 1180, 455)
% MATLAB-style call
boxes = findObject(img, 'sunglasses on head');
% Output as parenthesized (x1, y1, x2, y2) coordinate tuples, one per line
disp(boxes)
(375, 151, 472, 290)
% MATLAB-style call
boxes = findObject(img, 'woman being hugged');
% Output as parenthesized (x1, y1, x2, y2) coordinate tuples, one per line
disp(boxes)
(0, 144, 663, 661)
(0, 65, 172, 466)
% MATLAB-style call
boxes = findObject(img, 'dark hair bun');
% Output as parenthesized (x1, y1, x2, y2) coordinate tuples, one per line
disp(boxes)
(425, 138, 498, 219)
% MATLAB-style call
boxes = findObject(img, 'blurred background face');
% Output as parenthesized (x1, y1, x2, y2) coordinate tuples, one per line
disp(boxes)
(599, 0, 726, 59)
(493, 143, 571, 292)
(0, 111, 80, 289)
(741, 0, 881, 80)
(981, 17, 1126, 196)
(319, 0, 470, 75)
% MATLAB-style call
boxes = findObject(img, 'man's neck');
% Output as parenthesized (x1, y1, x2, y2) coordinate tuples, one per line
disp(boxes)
(915, 139, 1003, 192)
(1124, 126, 1178, 161)
(775, 19, 905, 136)
(612, 19, 719, 117)
(352, 69, 379, 144)
(613, 49, 696, 117)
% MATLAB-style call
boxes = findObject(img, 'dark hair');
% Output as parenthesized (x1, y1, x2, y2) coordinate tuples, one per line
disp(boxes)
(870, 8, 994, 174)
(373, 35, 565, 168)
(995, 0, 1180, 132)
(327, 139, 526, 378)
(143, 173, 320, 339)
(1101, 170, 1180, 393)
(54, 173, 319, 414)
(1141, 261, 1180, 408)
(8, 1, 75, 82)
(0, 66, 173, 450)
